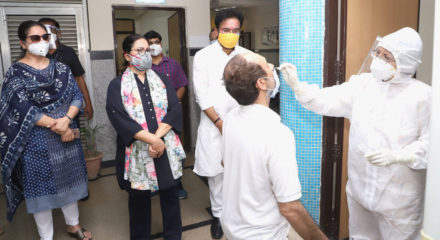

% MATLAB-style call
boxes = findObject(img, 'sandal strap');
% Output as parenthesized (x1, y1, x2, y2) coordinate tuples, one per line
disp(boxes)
(69, 228, 92, 240)
(77, 228, 86, 239)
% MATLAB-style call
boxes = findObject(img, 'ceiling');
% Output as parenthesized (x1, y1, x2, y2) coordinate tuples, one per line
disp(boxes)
(114, 9, 176, 19)
(210, 0, 275, 10)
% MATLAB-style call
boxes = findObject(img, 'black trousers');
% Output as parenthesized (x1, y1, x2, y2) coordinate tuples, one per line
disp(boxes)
(127, 185, 182, 240)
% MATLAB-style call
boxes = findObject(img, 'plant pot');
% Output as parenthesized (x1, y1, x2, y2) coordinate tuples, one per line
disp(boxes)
(85, 151, 103, 180)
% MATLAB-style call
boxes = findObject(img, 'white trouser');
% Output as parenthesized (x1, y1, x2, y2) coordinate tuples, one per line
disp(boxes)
(208, 173, 223, 218)
(33, 201, 79, 240)
(347, 195, 421, 240)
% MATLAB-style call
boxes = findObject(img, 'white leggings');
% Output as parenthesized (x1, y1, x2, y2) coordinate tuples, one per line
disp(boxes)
(33, 201, 79, 240)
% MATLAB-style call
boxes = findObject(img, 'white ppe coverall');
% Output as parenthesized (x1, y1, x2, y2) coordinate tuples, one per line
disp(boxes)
(291, 27, 431, 239)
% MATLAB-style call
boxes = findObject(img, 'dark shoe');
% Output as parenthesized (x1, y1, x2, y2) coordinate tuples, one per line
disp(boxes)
(210, 217, 223, 239)
(177, 188, 188, 199)
(150, 190, 159, 199)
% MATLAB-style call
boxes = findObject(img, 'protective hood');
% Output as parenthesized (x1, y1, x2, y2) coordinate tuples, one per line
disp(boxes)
(377, 27, 422, 78)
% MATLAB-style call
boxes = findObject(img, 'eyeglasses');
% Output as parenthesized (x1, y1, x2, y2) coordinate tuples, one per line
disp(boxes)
(371, 49, 395, 63)
(131, 47, 150, 56)
(219, 28, 241, 34)
(26, 34, 51, 43)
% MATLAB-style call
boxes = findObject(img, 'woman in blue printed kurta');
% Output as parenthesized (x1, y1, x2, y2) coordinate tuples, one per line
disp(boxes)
(0, 21, 91, 240)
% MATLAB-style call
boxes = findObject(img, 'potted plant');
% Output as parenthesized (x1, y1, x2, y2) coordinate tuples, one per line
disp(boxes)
(82, 123, 103, 180)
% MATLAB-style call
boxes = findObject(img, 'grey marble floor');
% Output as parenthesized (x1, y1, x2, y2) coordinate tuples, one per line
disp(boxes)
(0, 157, 301, 240)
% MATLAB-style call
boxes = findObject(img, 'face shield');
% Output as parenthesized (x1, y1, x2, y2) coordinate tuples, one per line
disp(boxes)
(358, 36, 388, 75)
(358, 28, 422, 81)
(44, 24, 58, 50)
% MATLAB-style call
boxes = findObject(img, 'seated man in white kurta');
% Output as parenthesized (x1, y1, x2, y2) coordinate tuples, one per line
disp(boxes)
(221, 52, 328, 240)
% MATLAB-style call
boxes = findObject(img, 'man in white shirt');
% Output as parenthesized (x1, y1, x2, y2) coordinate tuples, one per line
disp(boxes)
(221, 52, 328, 240)
(192, 9, 250, 239)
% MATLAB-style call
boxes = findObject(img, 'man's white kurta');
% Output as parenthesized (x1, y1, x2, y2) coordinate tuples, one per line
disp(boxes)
(192, 41, 250, 177)
(221, 104, 302, 240)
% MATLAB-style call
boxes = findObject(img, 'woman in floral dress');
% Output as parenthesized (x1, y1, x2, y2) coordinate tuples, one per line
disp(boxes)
(106, 34, 185, 239)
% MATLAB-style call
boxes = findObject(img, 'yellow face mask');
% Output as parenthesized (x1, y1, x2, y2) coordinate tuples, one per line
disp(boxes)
(218, 33, 240, 49)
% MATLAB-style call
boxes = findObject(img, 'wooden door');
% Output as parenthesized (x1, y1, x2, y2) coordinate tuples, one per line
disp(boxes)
(167, 11, 191, 151)
(340, 0, 420, 238)
(168, 13, 180, 63)
(115, 19, 135, 75)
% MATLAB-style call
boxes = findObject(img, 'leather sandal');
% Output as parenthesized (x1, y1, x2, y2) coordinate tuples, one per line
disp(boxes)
(68, 227, 92, 240)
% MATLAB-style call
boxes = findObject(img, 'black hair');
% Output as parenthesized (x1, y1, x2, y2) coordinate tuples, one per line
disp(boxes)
(38, 17, 60, 29)
(209, 28, 218, 41)
(144, 30, 162, 42)
(18, 20, 47, 41)
(214, 9, 244, 29)
(17, 20, 48, 59)
(122, 34, 145, 67)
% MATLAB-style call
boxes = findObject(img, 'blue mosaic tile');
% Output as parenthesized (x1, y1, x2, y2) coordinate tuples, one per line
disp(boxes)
(279, 0, 325, 223)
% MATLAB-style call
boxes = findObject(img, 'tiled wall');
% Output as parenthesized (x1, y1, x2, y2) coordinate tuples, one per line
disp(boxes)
(90, 58, 117, 161)
(279, 0, 325, 223)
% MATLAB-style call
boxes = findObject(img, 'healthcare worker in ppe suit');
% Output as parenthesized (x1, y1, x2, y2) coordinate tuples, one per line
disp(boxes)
(280, 27, 431, 240)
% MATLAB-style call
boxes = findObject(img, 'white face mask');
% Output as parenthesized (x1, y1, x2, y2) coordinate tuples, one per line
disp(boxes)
(370, 57, 397, 81)
(269, 70, 280, 98)
(27, 41, 50, 56)
(264, 71, 280, 100)
(149, 44, 162, 57)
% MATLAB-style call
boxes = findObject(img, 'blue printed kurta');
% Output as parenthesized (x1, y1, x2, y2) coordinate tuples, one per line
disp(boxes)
(0, 59, 88, 221)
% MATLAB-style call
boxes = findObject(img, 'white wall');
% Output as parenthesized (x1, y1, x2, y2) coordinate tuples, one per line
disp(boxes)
(418, 0, 435, 85)
(115, 9, 176, 56)
(242, 2, 279, 50)
(135, 10, 176, 56)
(423, 2, 440, 238)
(88, 0, 210, 51)
(241, 1, 279, 65)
